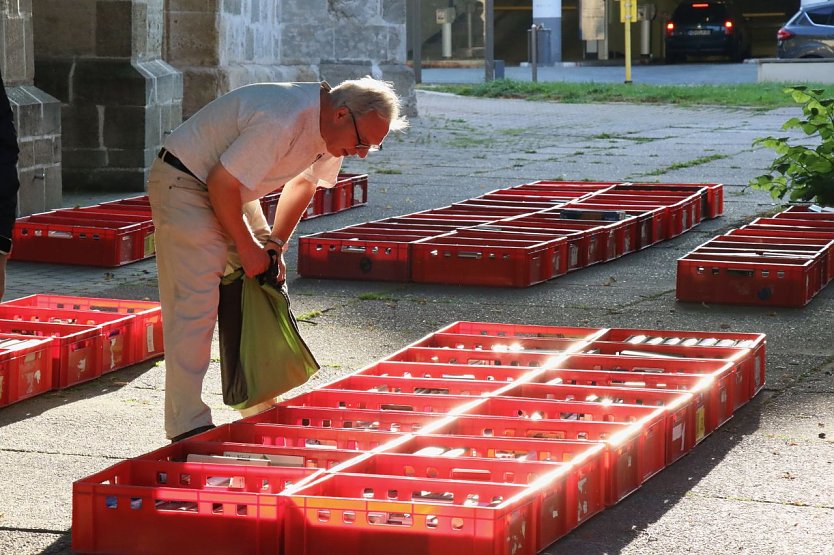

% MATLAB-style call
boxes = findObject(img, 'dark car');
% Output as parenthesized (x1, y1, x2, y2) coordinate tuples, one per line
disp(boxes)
(777, 1, 834, 59)
(665, 1, 752, 63)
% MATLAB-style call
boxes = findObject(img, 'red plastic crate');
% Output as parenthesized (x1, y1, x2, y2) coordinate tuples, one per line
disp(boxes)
(283, 471, 540, 555)
(97, 195, 150, 210)
(0, 319, 102, 389)
(677, 250, 826, 307)
(46, 207, 155, 258)
(486, 214, 613, 269)
(3, 294, 163, 365)
(531, 368, 716, 441)
(410, 230, 565, 287)
(578, 341, 763, 410)
(142, 437, 367, 471)
(553, 353, 738, 430)
(727, 227, 834, 280)
(355, 360, 537, 383)
(199, 422, 403, 454)
(298, 227, 429, 282)
(599, 188, 703, 226)
(137, 439, 358, 469)
(0, 333, 53, 407)
(434, 321, 602, 340)
(72, 457, 319, 555)
(333, 451, 580, 550)
(598, 329, 767, 399)
(378, 434, 607, 528)
(408, 331, 581, 353)
(11, 212, 153, 267)
(514, 180, 619, 196)
(383, 346, 567, 368)
(621, 182, 723, 219)
(463, 395, 669, 504)
(0, 306, 134, 373)
(244, 404, 446, 433)
(430, 415, 658, 508)
(280, 389, 483, 415)
(497, 382, 697, 465)
(748, 216, 834, 235)
(322, 374, 509, 397)
(322, 173, 368, 214)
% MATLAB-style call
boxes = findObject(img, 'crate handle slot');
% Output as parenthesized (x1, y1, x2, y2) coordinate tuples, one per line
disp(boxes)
(368, 512, 413, 526)
(342, 245, 366, 253)
(47, 230, 73, 239)
(457, 251, 483, 259)
(726, 269, 754, 277)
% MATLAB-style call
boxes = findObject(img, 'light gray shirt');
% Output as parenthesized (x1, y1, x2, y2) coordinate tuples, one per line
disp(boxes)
(165, 82, 343, 202)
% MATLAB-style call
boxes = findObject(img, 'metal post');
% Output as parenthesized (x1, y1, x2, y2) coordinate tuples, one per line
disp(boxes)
(531, 24, 539, 83)
(624, 0, 632, 84)
(484, 0, 495, 82)
(412, 0, 422, 84)
(467, 2, 473, 52)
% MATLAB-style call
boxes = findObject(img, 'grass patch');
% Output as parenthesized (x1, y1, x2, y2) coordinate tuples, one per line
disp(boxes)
(296, 309, 323, 321)
(644, 153, 730, 176)
(358, 292, 396, 301)
(375, 168, 402, 175)
(420, 81, 823, 109)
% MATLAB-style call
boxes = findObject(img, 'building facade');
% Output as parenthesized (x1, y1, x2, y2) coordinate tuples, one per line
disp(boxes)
(2, 0, 415, 216)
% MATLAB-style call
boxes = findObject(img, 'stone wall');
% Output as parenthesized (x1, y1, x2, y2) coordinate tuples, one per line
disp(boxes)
(1, 0, 61, 217)
(7, 0, 413, 200)
(170, 0, 416, 118)
(32, 0, 183, 192)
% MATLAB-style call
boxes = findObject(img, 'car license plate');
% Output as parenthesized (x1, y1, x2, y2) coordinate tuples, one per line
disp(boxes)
(688, 29, 711, 35)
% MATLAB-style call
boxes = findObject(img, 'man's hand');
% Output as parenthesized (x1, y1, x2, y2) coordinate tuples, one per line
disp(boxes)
(239, 241, 270, 278)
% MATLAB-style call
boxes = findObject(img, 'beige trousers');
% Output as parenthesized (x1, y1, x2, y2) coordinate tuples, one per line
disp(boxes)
(148, 158, 272, 438)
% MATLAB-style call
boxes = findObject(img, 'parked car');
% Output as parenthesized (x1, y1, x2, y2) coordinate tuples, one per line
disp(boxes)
(664, 1, 752, 63)
(777, 1, 834, 59)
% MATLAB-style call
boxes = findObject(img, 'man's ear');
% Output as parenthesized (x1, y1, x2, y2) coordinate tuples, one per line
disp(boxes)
(334, 105, 350, 122)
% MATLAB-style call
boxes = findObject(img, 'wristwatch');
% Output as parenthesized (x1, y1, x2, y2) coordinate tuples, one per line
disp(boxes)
(0, 235, 11, 255)
(265, 236, 285, 250)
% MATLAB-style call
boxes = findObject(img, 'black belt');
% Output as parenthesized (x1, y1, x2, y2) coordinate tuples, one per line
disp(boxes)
(158, 148, 201, 181)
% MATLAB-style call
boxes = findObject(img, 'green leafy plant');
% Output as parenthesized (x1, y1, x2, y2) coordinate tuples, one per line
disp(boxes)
(750, 86, 834, 205)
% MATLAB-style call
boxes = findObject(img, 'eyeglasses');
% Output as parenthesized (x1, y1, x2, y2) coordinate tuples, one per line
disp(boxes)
(346, 106, 382, 152)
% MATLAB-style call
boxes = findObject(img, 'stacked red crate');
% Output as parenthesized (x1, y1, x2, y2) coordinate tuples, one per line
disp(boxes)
(0, 294, 164, 401)
(677, 205, 834, 307)
(299, 181, 724, 287)
(71, 320, 764, 555)
(0, 333, 53, 407)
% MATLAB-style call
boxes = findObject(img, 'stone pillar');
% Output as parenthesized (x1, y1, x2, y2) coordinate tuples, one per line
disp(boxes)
(33, 0, 183, 192)
(168, 0, 416, 119)
(1, 0, 61, 217)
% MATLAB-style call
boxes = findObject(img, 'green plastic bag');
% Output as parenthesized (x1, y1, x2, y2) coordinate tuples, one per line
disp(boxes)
(218, 259, 319, 410)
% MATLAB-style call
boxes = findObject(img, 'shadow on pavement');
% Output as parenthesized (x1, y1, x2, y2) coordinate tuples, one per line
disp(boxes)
(543, 394, 766, 553)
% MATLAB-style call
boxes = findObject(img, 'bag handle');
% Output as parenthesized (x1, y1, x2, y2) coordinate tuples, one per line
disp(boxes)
(257, 249, 283, 287)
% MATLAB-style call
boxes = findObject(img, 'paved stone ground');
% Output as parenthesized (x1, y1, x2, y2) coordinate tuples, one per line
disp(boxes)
(1, 90, 832, 554)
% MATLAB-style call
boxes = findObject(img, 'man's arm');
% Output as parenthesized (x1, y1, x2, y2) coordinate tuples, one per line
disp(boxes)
(206, 162, 270, 278)
(270, 174, 317, 245)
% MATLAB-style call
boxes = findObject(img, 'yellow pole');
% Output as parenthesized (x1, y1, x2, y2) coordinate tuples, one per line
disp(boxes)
(624, 0, 632, 84)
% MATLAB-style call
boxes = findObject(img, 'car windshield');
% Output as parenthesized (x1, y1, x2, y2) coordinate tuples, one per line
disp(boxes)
(675, 4, 729, 24)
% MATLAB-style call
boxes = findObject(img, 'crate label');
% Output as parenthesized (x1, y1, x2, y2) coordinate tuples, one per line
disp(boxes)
(146, 324, 155, 354)
(144, 232, 156, 257)
(695, 406, 706, 442)
(672, 422, 685, 450)
(754, 358, 762, 387)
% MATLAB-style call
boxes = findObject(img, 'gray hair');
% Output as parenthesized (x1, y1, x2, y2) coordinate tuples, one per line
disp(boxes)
(330, 76, 409, 132)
